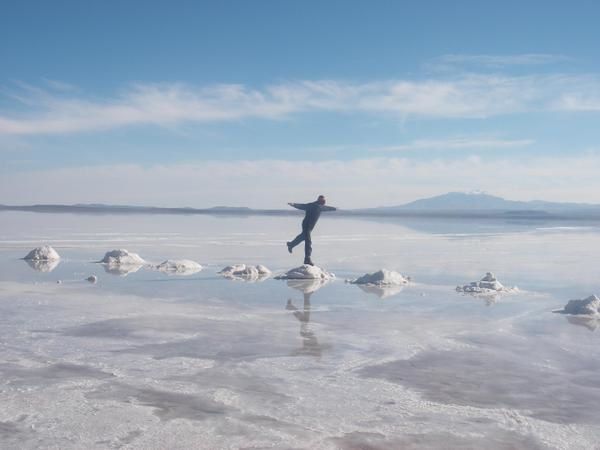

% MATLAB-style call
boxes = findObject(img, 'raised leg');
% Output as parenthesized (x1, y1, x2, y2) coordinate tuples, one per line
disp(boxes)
(288, 231, 305, 250)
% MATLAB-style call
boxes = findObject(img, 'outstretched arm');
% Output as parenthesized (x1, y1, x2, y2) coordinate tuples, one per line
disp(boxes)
(288, 202, 308, 211)
(320, 205, 337, 212)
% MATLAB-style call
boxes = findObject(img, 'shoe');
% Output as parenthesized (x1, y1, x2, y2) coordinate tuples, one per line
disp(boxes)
(304, 258, 314, 266)
(286, 242, 293, 254)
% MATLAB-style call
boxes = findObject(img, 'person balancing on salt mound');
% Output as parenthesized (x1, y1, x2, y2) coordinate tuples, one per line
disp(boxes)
(286, 195, 336, 266)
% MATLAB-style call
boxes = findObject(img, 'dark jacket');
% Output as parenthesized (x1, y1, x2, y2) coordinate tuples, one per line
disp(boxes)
(290, 201, 337, 230)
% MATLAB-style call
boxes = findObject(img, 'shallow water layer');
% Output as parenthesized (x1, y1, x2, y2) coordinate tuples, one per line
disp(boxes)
(0, 211, 599, 449)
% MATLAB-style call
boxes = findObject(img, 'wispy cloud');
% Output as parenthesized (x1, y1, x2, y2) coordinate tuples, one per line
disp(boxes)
(429, 53, 570, 70)
(370, 136, 535, 152)
(554, 94, 600, 111)
(0, 72, 599, 136)
(2, 155, 600, 207)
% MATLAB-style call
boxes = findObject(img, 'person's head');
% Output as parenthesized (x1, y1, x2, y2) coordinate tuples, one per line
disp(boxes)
(317, 195, 326, 205)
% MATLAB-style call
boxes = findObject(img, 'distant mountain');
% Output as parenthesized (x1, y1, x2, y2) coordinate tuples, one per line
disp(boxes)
(375, 191, 600, 212)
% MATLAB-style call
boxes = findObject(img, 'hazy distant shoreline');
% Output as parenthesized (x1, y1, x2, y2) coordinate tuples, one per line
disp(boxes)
(3, 203, 600, 221)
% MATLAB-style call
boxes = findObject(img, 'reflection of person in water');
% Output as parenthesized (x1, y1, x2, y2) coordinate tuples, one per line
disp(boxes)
(286, 291, 322, 358)
(286, 195, 336, 266)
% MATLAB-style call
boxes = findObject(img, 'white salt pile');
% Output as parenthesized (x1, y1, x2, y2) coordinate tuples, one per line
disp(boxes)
(23, 245, 60, 261)
(219, 264, 271, 281)
(275, 265, 334, 280)
(456, 272, 518, 295)
(555, 295, 600, 316)
(99, 249, 146, 276)
(155, 259, 202, 275)
(348, 269, 410, 286)
(86, 275, 98, 284)
(99, 249, 146, 266)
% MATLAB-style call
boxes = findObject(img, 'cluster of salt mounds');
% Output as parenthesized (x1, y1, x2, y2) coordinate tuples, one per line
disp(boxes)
(456, 272, 518, 295)
(99, 249, 146, 276)
(24, 245, 60, 261)
(348, 269, 410, 286)
(219, 264, 271, 281)
(555, 295, 600, 316)
(155, 259, 202, 276)
(275, 264, 334, 280)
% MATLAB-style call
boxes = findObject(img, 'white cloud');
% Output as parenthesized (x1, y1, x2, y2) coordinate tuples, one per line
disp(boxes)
(2, 155, 600, 208)
(370, 136, 534, 152)
(554, 94, 600, 111)
(432, 53, 570, 69)
(1, 72, 600, 136)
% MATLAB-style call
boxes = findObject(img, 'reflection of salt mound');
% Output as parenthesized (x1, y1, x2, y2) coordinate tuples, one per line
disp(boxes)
(25, 258, 60, 273)
(567, 315, 599, 331)
(24, 245, 60, 261)
(286, 278, 329, 294)
(358, 284, 405, 299)
(275, 265, 334, 280)
(348, 269, 410, 286)
(555, 295, 600, 316)
(219, 264, 271, 281)
(155, 259, 202, 276)
(99, 249, 146, 265)
(102, 264, 142, 276)
(456, 272, 517, 295)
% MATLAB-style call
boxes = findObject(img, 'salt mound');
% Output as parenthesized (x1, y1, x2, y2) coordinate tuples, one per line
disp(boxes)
(219, 264, 271, 281)
(155, 259, 202, 275)
(556, 295, 600, 316)
(99, 249, 146, 277)
(348, 269, 410, 286)
(456, 272, 517, 295)
(99, 249, 146, 266)
(275, 265, 334, 280)
(23, 245, 60, 261)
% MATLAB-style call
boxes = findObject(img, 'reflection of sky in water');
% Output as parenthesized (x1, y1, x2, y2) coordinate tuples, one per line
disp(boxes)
(1, 211, 600, 448)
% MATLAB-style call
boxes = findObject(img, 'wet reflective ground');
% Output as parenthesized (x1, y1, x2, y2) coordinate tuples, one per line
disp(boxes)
(1, 212, 599, 449)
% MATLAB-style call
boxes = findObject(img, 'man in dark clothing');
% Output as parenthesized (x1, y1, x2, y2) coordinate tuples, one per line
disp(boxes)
(286, 195, 336, 266)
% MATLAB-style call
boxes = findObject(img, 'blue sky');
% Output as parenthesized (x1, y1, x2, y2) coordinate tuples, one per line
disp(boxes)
(2, 0, 600, 207)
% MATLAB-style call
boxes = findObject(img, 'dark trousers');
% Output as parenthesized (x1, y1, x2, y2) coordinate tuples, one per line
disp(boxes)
(289, 225, 312, 259)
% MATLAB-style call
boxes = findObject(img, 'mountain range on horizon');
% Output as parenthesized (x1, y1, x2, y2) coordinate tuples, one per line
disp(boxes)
(368, 191, 600, 212)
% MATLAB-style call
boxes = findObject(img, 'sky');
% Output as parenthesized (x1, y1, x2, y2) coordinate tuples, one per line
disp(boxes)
(2, 0, 600, 208)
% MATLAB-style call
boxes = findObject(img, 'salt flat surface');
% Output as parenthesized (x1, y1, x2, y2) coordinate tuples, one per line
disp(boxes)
(1, 212, 600, 449)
